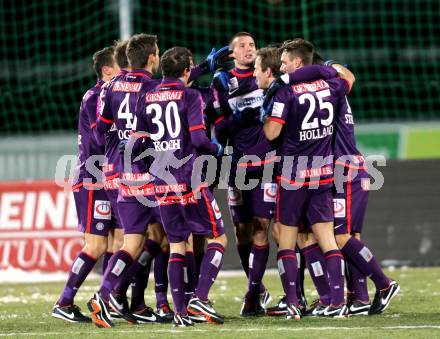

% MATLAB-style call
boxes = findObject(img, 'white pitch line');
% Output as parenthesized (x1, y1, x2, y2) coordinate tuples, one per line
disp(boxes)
(1, 325, 440, 336)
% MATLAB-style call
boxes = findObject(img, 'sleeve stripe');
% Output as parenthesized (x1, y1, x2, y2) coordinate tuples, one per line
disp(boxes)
(189, 125, 206, 132)
(213, 115, 225, 125)
(130, 131, 149, 138)
(268, 117, 286, 125)
(98, 115, 113, 124)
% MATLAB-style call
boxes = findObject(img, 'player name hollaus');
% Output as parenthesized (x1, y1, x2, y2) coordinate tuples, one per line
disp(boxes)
(299, 125, 333, 141)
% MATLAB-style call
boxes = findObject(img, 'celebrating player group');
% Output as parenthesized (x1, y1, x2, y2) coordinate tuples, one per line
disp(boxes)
(51, 31, 400, 328)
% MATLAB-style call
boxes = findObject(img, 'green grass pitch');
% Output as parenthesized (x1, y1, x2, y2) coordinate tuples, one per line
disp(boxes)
(1, 267, 440, 338)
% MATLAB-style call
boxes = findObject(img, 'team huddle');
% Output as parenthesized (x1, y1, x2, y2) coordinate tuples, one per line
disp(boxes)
(51, 31, 400, 328)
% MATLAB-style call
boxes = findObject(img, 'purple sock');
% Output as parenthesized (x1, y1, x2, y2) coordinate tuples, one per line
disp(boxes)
(347, 260, 369, 303)
(102, 251, 113, 275)
(194, 251, 205, 284)
(168, 253, 187, 315)
(237, 243, 252, 277)
(196, 243, 225, 301)
(99, 250, 133, 302)
(324, 249, 346, 307)
(154, 249, 170, 308)
(295, 248, 306, 300)
(58, 252, 96, 307)
(185, 251, 197, 304)
(277, 249, 298, 306)
(341, 237, 390, 290)
(129, 239, 161, 311)
(246, 244, 269, 298)
(302, 244, 331, 305)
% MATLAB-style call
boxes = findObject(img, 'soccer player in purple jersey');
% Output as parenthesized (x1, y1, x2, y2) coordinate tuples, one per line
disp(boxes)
(212, 32, 275, 316)
(88, 34, 166, 327)
(132, 46, 227, 327)
(262, 39, 354, 319)
(252, 47, 337, 317)
(273, 53, 400, 316)
(322, 61, 400, 315)
(51, 46, 120, 323)
(101, 40, 127, 278)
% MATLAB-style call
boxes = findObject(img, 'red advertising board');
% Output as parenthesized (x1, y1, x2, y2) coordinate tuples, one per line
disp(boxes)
(0, 181, 83, 272)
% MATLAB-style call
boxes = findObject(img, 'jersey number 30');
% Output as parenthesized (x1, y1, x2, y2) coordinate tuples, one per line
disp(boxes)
(300, 89, 333, 130)
(146, 101, 181, 141)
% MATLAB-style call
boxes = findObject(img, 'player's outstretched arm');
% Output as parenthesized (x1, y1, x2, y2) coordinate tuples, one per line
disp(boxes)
(189, 46, 234, 82)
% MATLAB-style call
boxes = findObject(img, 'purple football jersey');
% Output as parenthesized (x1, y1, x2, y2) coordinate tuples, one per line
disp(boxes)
(73, 80, 105, 186)
(98, 70, 126, 178)
(219, 68, 274, 169)
(135, 78, 217, 194)
(269, 77, 349, 183)
(281, 65, 362, 165)
(333, 95, 364, 162)
(96, 69, 159, 176)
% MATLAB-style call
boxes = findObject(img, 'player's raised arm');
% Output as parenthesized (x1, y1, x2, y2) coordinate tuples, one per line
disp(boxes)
(187, 90, 223, 156)
(324, 60, 356, 92)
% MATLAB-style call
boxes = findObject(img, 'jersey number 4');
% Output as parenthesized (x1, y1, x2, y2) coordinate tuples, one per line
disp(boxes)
(300, 89, 334, 130)
(146, 101, 181, 141)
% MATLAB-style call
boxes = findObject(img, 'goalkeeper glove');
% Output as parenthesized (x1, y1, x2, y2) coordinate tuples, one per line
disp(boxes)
(260, 78, 285, 122)
(211, 140, 224, 157)
(213, 70, 231, 93)
(200, 46, 234, 73)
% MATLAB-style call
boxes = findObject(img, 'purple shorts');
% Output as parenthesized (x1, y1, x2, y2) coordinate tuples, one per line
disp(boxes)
(333, 167, 369, 235)
(228, 182, 277, 224)
(104, 188, 121, 229)
(73, 186, 114, 236)
(276, 178, 334, 227)
(117, 198, 161, 235)
(158, 187, 225, 243)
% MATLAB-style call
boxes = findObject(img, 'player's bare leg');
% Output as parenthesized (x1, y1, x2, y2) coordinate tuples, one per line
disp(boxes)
(276, 224, 301, 320)
(335, 232, 399, 315)
(311, 222, 347, 317)
(187, 233, 227, 324)
(54, 233, 108, 323)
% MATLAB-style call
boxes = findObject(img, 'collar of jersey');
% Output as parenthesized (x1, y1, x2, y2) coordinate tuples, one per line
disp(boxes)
(157, 77, 184, 88)
(231, 67, 254, 78)
(95, 79, 104, 88)
(127, 69, 152, 78)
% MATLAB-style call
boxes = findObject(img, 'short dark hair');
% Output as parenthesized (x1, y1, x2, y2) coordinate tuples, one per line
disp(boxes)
(229, 31, 255, 46)
(92, 46, 115, 79)
(160, 46, 192, 78)
(280, 38, 314, 66)
(113, 39, 129, 69)
(313, 52, 324, 65)
(256, 47, 282, 78)
(126, 33, 158, 69)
